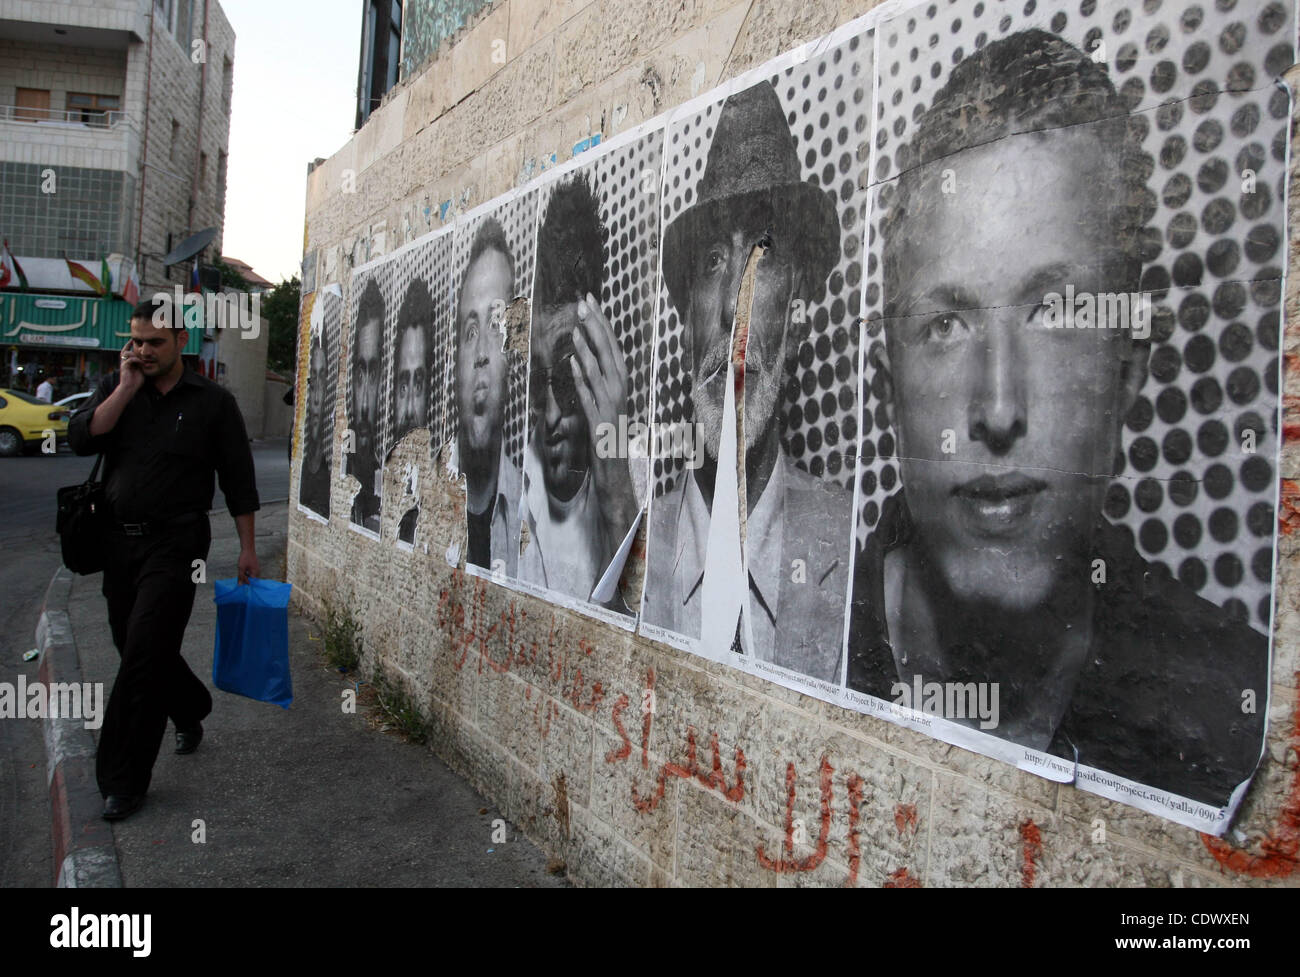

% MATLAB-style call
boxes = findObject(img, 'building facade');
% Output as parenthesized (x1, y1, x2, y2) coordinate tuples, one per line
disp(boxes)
(298, 0, 1298, 888)
(0, 0, 234, 398)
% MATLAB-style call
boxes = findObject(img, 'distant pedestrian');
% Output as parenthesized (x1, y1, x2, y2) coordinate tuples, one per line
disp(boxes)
(35, 377, 53, 402)
(69, 299, 261, 821)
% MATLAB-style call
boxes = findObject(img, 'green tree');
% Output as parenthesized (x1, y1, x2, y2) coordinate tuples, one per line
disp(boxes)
(213, 258, 250, 291)
(262, 275, 300, 374)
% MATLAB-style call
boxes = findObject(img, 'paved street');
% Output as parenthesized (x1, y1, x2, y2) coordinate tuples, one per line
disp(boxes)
(2, 437, 564, 888)
(0, 439, 289, 887)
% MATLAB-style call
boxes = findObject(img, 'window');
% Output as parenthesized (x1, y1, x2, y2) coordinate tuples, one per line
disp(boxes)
(356, 0, 402, 128)
(199, 151, 208, 191)
(155, 0, 197, 46)
(177, 0, 193, 46)
(222, 55, 233, 114)
(67, 93, 120, 126)
(217, 151, 227, 204)
(14, 88, 50, 122)
(170, 119, 180, 162)
(386, 0, 402, 91)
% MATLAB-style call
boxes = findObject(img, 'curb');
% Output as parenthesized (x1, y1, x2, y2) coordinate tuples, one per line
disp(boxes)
(36, 566, 122, 888)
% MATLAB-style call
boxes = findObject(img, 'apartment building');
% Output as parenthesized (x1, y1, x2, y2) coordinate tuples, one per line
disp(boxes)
(0, 0, 235, 397)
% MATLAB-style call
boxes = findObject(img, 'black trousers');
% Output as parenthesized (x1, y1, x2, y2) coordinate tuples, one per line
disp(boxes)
(96, 517, 213, 796)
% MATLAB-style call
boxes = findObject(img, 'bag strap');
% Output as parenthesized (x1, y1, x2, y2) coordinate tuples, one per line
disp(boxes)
(87, 453, 104, 484)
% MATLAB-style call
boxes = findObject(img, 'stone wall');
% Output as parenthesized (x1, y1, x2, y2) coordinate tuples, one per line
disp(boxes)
(293, 0, 1300, 887)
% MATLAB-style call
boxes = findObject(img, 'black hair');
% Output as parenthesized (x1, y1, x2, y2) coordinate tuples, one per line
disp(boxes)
(534, 173, 604, 312)
(353, 277, 385, 361)
(395, 277, 435, 374)
(460, 217, 515, 316)
(882, 29, 1151, 299)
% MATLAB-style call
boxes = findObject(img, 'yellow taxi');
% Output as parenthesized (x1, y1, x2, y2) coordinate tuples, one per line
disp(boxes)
(0, 388, 70, 456)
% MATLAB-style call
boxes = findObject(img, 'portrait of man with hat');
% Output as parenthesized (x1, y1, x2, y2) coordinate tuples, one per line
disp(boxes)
(643, 80, 852, 682)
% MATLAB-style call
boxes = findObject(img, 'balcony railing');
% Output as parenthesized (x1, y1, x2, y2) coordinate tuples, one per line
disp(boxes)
(0, 105, 129, 129)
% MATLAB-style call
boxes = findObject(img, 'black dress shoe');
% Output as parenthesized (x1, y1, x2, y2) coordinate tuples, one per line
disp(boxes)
(102, 794, 145, 821)
(175, 722, 203, 755)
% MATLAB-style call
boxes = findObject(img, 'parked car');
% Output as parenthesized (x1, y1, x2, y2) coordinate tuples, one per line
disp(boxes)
(55, 391, 93, 414)
(0, 388, 70, 456)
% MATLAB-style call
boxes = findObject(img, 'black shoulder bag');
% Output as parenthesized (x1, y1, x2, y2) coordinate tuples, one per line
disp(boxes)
(56, 454, 109, 575)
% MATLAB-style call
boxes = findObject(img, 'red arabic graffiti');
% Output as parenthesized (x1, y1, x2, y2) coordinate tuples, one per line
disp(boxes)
(604, 668, 746, 813)
(1200, 670, 1300, 879)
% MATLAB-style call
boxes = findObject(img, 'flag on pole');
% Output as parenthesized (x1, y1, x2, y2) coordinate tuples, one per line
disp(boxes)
(64, 256, 104, 294)
(122, 262, 140, 305)
(2, 240, 28, 290)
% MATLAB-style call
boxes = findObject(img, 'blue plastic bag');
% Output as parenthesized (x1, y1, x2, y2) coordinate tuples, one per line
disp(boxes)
(212, 577, 294, 709)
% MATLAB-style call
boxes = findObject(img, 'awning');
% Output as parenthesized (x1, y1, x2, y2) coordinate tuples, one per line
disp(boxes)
(0, 292, 201, 355)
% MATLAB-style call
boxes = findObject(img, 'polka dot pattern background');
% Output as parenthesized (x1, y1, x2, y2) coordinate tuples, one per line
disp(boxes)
(862, 0, 1293, 633)
(382, 228, 454, 456)
(652, 32, 873, 498)
(448, 190, 539, 475)
(528, 129, 664, 499)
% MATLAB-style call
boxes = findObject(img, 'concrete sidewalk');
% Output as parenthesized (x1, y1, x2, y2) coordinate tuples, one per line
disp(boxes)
(47, 501, 566, 887)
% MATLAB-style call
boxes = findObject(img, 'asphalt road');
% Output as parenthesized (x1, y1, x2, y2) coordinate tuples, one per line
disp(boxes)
(0, 438, 289, 887)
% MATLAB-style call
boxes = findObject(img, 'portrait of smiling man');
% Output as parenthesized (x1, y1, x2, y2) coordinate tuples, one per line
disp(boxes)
(346, 277, 384, 533)
(642, 81, 852, 680)
(519, 173, 638, 608)
(849, 29, 1268, 808)
(456, 216, 522, 577)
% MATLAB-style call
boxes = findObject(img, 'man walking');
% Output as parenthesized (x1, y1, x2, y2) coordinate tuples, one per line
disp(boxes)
(69, 298, 260, 821)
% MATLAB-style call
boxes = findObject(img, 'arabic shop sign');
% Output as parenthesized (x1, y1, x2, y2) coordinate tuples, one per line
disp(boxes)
(0, 292, 200, 354)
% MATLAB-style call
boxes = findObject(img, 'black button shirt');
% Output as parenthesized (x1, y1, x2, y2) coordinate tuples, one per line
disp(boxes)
(69, 367, 260, 523)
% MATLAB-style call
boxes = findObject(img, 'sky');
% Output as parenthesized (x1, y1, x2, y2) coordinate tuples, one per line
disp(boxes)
(219, 0, 360, 285)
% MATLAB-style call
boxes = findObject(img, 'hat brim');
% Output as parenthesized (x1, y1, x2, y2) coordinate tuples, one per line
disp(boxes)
(661, 181, 840, 316)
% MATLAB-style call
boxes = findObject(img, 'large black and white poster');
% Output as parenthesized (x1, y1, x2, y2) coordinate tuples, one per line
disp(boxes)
(450, 190, 538, 581)
(320, 0, 1294, 833)
(847, 0, 1290, 830)
(640, 30, 869, 694)
(344, 260, 396, 538)
(384, 228, 454, 548)
(516, 127, 664, 626)
(297, 284, 342, 522)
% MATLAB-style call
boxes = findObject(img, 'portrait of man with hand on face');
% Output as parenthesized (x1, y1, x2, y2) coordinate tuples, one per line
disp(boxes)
(519, 174, 639, 610)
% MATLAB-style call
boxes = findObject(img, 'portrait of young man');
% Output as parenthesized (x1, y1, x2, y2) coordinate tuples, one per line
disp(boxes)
(848, 29, 1269, 808)
(519, 173, 639, 608)
(456, 216, 522, 577)
(392, 276, 436, 543)
(298, 328, 332, 519)
(69, 298, 260, 821)
(346, 276, 384, 533)
(642, 81, 852, 681)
